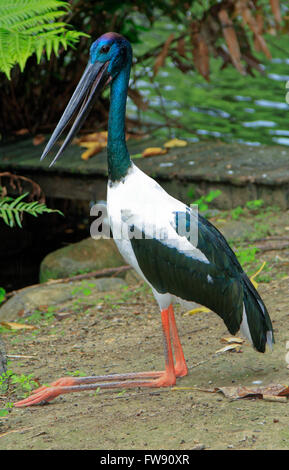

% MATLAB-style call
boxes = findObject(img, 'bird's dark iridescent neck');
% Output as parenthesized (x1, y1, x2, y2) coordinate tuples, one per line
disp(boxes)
(107, 58, 132, 182)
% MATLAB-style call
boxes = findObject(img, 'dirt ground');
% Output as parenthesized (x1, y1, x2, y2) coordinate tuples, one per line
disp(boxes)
(0, 210, 289, 450)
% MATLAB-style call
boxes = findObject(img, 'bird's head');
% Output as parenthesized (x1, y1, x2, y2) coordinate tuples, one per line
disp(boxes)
(90, 32, 132, 80)
(40, 32, 132, 166)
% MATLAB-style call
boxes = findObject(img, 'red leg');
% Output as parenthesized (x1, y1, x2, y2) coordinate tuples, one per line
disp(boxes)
(168, 305, 188, 377)
(149, 306, 176, 387)
(14, 307, 177, 407)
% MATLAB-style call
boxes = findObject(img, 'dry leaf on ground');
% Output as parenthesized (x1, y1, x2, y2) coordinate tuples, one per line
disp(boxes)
(76, 131, 133, 160)
(33, 134, 45, 146)
(76, 131, 107, 160)
(14, 129, 29, 136)
(173, 383, 289, 402)
(184, 306, 211, 316)
(76, 131, 108, 160)
(220, 337, 244, 344)
(215, 383, 289, 400)
(215, 344, 243, 354)
(164, 138, 188, 148)
(0, 321, 36, 331)
(142, 147, 168, 158)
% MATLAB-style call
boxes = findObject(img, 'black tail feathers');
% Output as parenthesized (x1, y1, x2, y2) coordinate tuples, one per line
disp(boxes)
(241, 273, 274, 353)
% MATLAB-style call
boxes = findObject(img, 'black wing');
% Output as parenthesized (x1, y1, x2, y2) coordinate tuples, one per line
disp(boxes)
(130, 209, 244, 334)
(130, 207, 273, 351)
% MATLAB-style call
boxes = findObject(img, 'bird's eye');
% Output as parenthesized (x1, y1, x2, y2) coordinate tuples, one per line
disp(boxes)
(100, 45, 110, 54)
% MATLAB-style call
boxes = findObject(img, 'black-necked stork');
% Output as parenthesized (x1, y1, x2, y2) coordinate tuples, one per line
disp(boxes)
(15, 32, 273, 407)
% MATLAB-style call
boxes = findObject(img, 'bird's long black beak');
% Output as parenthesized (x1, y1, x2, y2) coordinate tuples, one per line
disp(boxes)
(41, 61, 110, 167)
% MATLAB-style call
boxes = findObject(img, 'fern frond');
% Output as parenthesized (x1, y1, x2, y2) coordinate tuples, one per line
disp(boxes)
(0, 193, 63, 228)
(0, 0, 69, 27)
(0, 29, 14, 77)
(0, 0, 88, 78)
(8, 12, 65, 32)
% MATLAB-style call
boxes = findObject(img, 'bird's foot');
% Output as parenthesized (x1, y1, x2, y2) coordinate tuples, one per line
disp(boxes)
(13, 370, 177, 407)
(14, 386, 65, 407)
(14, 377, 88, 407)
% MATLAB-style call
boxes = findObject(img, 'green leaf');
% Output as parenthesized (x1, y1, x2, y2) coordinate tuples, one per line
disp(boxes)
(0, 192, 63, 228)
(205, 189, 221, 203)
(0, 0, 88, 78)
(0, 287, 6, 303)
(246, 199, 264, 211)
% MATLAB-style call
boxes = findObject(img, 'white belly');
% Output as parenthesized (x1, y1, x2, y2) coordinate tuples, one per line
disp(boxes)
(106, 163, 204, 310)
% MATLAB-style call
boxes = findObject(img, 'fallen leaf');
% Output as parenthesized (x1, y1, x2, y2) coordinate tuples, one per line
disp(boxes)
(221, 336, 244, 344)
(215, 344, 243, 354)
(76, 131, 108, 160)
(81, 143, 103, 160)
(14, 128, 29, 136)
(171, 384, 289, 403)
(216, 383, 289, 400)
(142, 147, 167, 158)
(0, 321, 36, 331)
(33, 134, 45, 146)
(164, 138, 188, 148)
(184, 306, 211, 316)
(77, 131, 108, 144)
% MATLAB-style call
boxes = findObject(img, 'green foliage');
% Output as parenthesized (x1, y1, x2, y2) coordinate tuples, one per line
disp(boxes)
(235, 246, 258, 267)
(245, 199, 264, 211)
(1, 0, 286, 139)
(0, 192, 63, 228)
(0, 407, 9, 417)
(0, 369, 37, 396)
(193, 189, 222, 212)
(230, 206, 244, 220)
(67, 370, 87, 377)
(71, 283, 94, 297)
(220, 199, 269, 223)
(0, 287, 5, 304)
(0, 0, 87, 78)
(0, 402, 13, 417)
(22, 306, 56, 325)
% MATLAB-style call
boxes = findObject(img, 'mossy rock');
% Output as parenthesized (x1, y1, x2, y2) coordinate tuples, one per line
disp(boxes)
(39, 238, 125, 283)
(0, 277, 126, 321)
